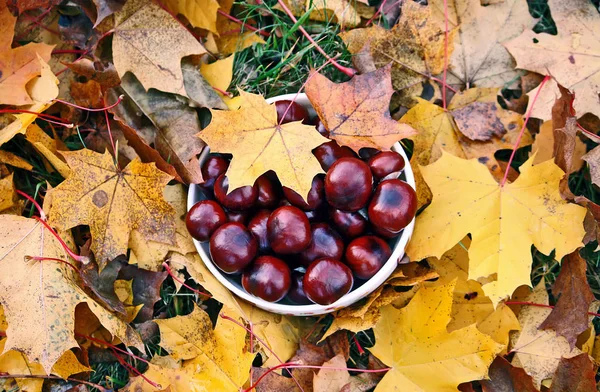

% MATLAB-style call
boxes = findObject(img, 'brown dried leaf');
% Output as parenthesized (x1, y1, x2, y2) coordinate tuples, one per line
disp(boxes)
(540, 251, 594, 348)
(251, 367, 300, 392)
(481, 356, 538, 392)
(65, 59, 121, 88)
(48, 149, 176, 269)
(118, 265, 168, 322)
(313, 354, 351, 392)
(549, 353, 597, 392)
(80, 257, 127, 316)
(306, 66, 416, 153)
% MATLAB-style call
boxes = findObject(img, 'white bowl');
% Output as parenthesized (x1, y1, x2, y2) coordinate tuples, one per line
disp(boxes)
(187, 93, 416, 316)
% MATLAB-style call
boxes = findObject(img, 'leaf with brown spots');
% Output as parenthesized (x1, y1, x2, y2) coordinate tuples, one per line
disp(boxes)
(0, 3, 54, 105)
(199, 90, 329, 202)
(0, 215, 143, 374)
(549, 353, 597, 392)
(305, 66, 416, 153)
(48, 148, 176, 269)
(539, 251, 594, 348)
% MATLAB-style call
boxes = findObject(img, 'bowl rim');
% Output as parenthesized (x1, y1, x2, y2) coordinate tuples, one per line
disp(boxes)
(187, 93, 416, 316)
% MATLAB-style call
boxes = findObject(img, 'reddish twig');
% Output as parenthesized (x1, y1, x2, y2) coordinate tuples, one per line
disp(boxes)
(217, 9, 269, 37)
(53, 95, 124, 112)
(16, 190, 46, 220)
(244, 362, 390, 392)
(25, 256, 79, 272)
(276, 0, 355, 77)
(110, 347, 160, 389)
(500, 75, 551, 187)
(505, 301, 600, 317)
(0, 109, 74, 128)
(212, 86, 233, 97)
(21, 13, 59, 36)
(162, 262, 212, 298)
(33, 216, 88, 264)
(14, 8, 53, 41)
(366, 0, 390, 25)
(52, 49, 87, 55)
(74, 333, 150, 364)
(352, 334, 365, 355)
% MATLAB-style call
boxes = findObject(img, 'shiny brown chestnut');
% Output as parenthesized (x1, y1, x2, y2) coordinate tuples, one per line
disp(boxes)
(242, 256, 291, 302)
(329, 208, 368, 239)
(201, 155, 229, 187)
(325, 157, 373, 211)
(283, 175, 325, 211)
(303, 258, 353, 305)
(248, 209, 271, 253)
(255, 171, 282, 209)
(298, 223, 344, 267)
(368, 151, 405, 180)
(287, 272, 312, 304)
(368, 179, 417, 234)
(186, 200, 227, 241)
(275, 100, 310, 124)
(226, 209, 251, 225)
(313, 141, 357, 171)
(209, 223, 258, 274)
(267, 206, 311, 254)
(214, 174, 258, 211)
(345, 236, 391, 279)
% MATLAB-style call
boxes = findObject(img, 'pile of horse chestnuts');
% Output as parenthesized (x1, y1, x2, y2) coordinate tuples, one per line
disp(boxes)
(186, 100, 417, 305)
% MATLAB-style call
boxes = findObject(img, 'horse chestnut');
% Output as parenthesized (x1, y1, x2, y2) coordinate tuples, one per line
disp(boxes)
(303, 258, 353, 305)
(186, 200, 227, 241)
(242, 256, 291, 302)
(248, 209, 271, 253)
(267, 206, 311, 254)
(209, 223, 257, 274)
(283, 175, 325, 211)
(368, 151, 405, 180)
(298, 223, 344, 267)
(325, 157, 373, 211)
(214, 174, 258, 211)
(368, 179, 417, 235)
(345, 236, 391, 279)
(313, 141, 357, 171)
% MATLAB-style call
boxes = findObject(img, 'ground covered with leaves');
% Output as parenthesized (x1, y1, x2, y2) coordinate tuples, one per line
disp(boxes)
(1, 0, 600, 391)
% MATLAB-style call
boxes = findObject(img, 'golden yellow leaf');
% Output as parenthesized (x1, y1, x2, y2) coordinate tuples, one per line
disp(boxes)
(400, 92, 532, 207)
(199, 90, 328, 201)
(173, 255, 299, 368)
(112, 0, 206, 97)
(0, 6, 53, 105)
(26, 123, 71, 178)
(505, 0, 600, 120)
(306, 66, 416, 153)
(312, 354, 351, 392)
(340, 1, 455, 92)
(371, 281, 503, 391)
(123, 356, 199, 392)
(406, 153, 586, 305)
(510, 281, 583, 388)
(0, 57, 59, 146)
(0, 339, 89, 392)
(143, 306, 254, 391)
(200, 54, 238, 108)
(164, 0, 220, 34)
(0, 151, 33, 171)
(49, 149, 176, 269)
(206, 0, 265, 56)
(429, 0, 536, 88)
(0, 215, 143, 374)
(277, 0, 360, 28)
(0, 173, 16, 213)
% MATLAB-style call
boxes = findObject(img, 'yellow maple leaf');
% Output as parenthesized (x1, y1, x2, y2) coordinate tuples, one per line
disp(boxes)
(504, 0, 600, 120)
(198, 90, 329, 201)
(112, 0, 206, 97)
(131, 306, 254, 391)
(510, 281, 583, 388)
(0, 215, 143, 374)
(276, 0, 361, 28)
(0, 56, 59, 146)
(371, 281, 503, 391)
(406, 153, 586, 305)
(164, 0, 220, 34)
(49, 149, 176, 269)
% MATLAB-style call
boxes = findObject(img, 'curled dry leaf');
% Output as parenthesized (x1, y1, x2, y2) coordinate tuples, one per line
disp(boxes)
(306, 66, 416, 153)
(510, 281, 583, 389)
(49, 149, 176, 269)
(480, 356, 538, 392)
(199, 90, 329, 202)
(0, 215, 143, 374)
(112, 0, 206, 97)
(0, 3, 54, 105)
(406, 153, 586, 305)
(504, 0, 600, 120)
(340, 1, 455, 93)
(429, 0, 536, 89)
(371, 281, 503, 391)
(539, 251, 594, 348)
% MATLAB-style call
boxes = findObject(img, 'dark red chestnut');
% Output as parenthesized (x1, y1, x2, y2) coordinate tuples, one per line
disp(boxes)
(298, 223, 344, 267)
(186, 200, 227, 241)
(358, 148, 380, 160)
(313, 141, 357, 171)
(345, 236, 391, 279)
(288, 272, 311, 304)
(209, 223, 258, 274)
(303, 258, 353, 305)
(368, 151, 405, 180)
(275, 100, 309, 124)
(329, 208, 367, 239)
(305, 207, 327, 223)
(255, 171, 282, 209)
(226, 209, 251, 225)
(315, 119, 329, 137)
(242, 256, 291, 302)
(368, 179, 417, 235)
(325, 157, 373, 211)
(201, 155, 229, 187)
(283, 175, 324, 211)
(267, 206, 311, 254)
(214, 174, 258, 211)
(248, 209, 271, 253)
